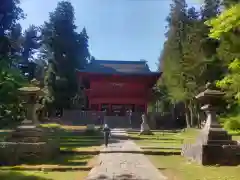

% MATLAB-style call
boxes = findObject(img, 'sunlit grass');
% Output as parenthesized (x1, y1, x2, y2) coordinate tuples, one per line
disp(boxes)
(148, 155, 240, 180)
(128, 129, 240, 180)
(0, 124, 104, 180)
(0, 170, 89, 180)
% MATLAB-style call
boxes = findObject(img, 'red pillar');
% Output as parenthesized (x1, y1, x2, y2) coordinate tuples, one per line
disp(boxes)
(109, 104, 112, 115)
(145, 103, 147, 114)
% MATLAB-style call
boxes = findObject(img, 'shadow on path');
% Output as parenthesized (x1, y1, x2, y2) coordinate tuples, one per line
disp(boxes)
(87, 174, 151, 180)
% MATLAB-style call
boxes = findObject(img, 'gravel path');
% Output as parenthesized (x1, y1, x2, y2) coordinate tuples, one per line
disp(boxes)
(86, 129, 167, 180)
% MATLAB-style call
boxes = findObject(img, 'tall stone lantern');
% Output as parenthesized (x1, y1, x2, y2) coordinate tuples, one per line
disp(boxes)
(18, 86, 43, 127)
(6, 85, 46, 143)
(0, 84, 60, 165)
(181, 82, 240, 165)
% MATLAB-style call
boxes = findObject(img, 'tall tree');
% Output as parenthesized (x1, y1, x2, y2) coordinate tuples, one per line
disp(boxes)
(160, 0, 194, 126)
(41, 1, 90, 108)
(208, 4, 240, 104)
(22, 25, 40, 63)
(9, 23, 22, 57)
(222, 0, 240, 8)
(0, 0, 26, 126)
(18, 25, 41, 80)
(0, 0, 24, 35)
(200, 0, 221, 58)
(158, 0, 223, 127)
(201, 0, 221, 21)
(0, 0, 24, 58)
(77, 27, 90, 69)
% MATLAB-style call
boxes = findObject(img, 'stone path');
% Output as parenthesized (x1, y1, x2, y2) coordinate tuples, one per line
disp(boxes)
(86, 129, 167, 180)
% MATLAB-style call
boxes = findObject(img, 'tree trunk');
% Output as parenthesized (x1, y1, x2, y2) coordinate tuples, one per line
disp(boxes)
(197, 111, 201, 128)
(172, 103, 176, 122)
(189, 106, 194, 127)
(190, 101, 198, 127)
(185, 102, 191, 128)
(196, 102, 202, 128)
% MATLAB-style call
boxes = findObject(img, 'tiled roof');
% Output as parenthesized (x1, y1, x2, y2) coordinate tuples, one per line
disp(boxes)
(77, 60, 159, 75)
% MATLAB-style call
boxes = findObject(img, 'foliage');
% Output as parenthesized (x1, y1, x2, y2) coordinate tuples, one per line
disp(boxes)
(223, 116, 240, 131)
(0, 61, 27, 126)
(151, 83, 171, 113)
(0, 0, 24, 35)
(206, 4, 240, 39)
(77, 27, 90, 69)
(41, 1, 91, 109)
(0, 0, 92, 126)
(0, 0, 27, 126)
(22, 25, 41, 62)
(156, 0, 227, 127)
(207, 4, 240, 102)
(0, 0, 24, 59)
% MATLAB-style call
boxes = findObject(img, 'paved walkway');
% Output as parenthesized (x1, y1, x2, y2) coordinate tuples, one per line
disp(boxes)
(86, 129, 167, 180)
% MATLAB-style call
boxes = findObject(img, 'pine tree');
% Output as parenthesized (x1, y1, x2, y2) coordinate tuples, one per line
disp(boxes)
(160, 0, 194, 126)
(0, 0, 24, 59)
(222, 0, 240, 8)
(22, 25, 40, 63)
(41, 1, 91, 108)
(77, 27, 90, 69)
(0, 0, 26, 125)
(201, 0, 221, 20)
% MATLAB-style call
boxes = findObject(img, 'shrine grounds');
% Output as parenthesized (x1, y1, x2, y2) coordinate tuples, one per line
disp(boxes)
(0, 124, 239, 180)
(128, 129, 240, 180)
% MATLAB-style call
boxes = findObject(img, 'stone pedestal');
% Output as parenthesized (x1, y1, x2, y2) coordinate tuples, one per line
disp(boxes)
(0, 85, 59, 165)
(0, 124, 59, 165)
(181, 83, 240, 166)
(140, 114, 153, 135)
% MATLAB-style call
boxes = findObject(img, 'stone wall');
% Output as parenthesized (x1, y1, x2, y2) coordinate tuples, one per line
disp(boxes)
(55, 110, 180, 129)
(57, 110, 142, 128)
(58, 110, 106, 125)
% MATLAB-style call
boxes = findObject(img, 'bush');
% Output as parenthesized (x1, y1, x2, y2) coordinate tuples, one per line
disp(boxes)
(223, 116, 240, 131)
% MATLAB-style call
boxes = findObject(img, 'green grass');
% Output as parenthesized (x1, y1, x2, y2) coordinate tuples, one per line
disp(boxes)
(57, 128, 103, 152)
(128, 129, 240, 180)
(128, 129, 198, 153)
(148, 155, 240, 180)
(0, 170, 88, 180)
(0, 124, 104, 180)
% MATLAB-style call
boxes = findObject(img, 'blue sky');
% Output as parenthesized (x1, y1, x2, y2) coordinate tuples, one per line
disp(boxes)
(20, 0, 200, 71)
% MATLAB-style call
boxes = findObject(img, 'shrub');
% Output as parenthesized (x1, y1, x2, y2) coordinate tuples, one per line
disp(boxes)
(223, 116, 240, 131)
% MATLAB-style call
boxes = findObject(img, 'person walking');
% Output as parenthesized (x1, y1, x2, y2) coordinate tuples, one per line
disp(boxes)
(103, 124, 111, 147)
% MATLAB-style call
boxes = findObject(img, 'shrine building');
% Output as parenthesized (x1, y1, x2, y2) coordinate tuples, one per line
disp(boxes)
(76, 60, 161, 116)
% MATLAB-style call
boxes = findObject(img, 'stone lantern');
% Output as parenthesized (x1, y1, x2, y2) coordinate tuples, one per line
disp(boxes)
(0, 84, 59, 165)
(181, 82, 240, 165)
(140, 114, 153, 135)
(18, 86, 43, 126)
(6, 85, 47, 143)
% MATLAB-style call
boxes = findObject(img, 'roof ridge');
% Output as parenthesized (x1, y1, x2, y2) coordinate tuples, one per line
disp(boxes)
(92, 60, 147, 64)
